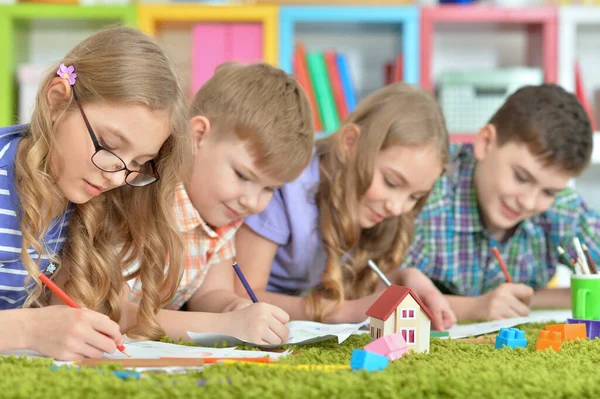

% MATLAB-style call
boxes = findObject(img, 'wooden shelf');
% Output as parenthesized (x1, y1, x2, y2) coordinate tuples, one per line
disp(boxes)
(0, 4, 136, 126)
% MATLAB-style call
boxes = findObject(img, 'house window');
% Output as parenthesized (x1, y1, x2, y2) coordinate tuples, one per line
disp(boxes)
(370, 326, 375, 339)
(400, 308, 416, 319)
(401, 328, 416, 344)
(377, 328, 382, 339)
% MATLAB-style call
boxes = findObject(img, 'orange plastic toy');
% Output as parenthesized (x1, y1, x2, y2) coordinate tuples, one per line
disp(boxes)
(545, 324, 587, 341)
(536, 330, 562, 352)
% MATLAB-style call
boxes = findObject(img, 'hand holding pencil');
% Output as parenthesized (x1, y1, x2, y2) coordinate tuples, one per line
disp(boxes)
(37, 273, 129, 360)
(478, 247, 534, 320)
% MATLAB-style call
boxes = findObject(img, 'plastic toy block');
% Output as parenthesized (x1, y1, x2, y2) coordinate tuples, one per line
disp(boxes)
(364, 333, 408, 361)
(545, 324, 587, 341)
(567, 318, 600, 340)
(536, 330, 562, 352)
(350, 349, 389, 372)
(430, 331, 450, 338)
(494, 328, 528, 350)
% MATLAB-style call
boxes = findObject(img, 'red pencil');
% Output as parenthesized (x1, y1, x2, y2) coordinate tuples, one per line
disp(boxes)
(491, 247, 513, 283)
(38, 273, 130, 357)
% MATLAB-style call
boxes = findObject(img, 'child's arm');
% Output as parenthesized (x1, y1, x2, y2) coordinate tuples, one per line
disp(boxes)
(0, 308, 35, 352)
(120, 282, 289, 345)
(530, 288, 570, 308)
(235, 224, 380, 323)
(0, 307, 123, 360)
(445, 283, 534, 321)
(390, 268, 457, 330)
(184, 258, 252, 313)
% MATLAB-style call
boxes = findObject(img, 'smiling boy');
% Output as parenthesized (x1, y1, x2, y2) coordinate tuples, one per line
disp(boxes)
(126, 63, 314, 344)
(400, 84, 600, 321)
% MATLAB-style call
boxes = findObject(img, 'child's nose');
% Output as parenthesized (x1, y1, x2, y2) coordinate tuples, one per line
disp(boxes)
(101, 169, 127, 188)
(518, 192, 537, 212)
(239, 192, 259, 213)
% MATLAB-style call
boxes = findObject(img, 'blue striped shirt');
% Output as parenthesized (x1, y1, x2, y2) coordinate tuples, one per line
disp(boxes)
(0, 125, 72, 309)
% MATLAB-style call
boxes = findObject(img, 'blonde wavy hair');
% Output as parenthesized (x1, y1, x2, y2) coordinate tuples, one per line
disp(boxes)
(189, 62, 314, 182)
(306, 82, 449, 321)
(18, 27, 192, 340)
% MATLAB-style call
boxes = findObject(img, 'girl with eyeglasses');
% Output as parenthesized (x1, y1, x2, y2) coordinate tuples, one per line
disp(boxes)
(0, 27, 192, 360)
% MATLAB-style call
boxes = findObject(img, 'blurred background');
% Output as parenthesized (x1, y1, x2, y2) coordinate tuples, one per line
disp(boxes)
(0, 0, 598, 219)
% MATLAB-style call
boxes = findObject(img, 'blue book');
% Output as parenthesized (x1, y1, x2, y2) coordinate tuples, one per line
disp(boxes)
(336, 53, 357, 113)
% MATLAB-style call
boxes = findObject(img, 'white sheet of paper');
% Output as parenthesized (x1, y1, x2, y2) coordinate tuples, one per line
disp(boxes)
(1, 339, 290, 370)
(188, 319, 365, 348)
(104, 340, 290, 360)
(443, 309, 573, 339)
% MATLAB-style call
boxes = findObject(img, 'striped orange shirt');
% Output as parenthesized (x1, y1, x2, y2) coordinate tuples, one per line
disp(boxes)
(128, 183, 242, 309)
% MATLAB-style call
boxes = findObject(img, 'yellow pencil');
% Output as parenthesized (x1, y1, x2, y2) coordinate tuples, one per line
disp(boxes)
(219, 361, 350, 372)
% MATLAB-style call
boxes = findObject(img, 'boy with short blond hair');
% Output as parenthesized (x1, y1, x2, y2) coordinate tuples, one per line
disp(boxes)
(127, 63, 314, 345)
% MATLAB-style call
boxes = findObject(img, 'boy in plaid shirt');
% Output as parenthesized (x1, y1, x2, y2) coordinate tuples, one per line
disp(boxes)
(126, 63, 314, 344)
(400, 84, 600, 322)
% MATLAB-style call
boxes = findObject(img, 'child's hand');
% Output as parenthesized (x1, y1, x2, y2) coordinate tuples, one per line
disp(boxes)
(28, 306, 124, 361)
(420, 290, 456, 331)
(226, 298, 254, 312)
(392, 267, 456, 331)
(479, 283, 534, 320)
(225, 303, 290, 345)
(330, 290, 385, 324)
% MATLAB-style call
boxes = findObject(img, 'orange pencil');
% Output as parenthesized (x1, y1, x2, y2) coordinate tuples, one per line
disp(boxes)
(491, 247, 513, 283)
(38, 273, 130, 357)
(204, 357, 276, 364)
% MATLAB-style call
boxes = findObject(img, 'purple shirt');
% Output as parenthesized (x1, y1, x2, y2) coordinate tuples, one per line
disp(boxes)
(244, 154, 325, 295)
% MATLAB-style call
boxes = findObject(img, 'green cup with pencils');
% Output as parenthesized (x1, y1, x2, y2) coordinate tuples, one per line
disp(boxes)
(571, 275, 600, 321)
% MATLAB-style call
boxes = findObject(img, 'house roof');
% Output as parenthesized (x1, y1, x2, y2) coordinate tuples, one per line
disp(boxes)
(366, 285, 434, 321)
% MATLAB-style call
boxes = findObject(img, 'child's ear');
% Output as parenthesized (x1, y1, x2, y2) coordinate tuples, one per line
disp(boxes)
(189, 116, 211, 153)
(46, 77, 72, 122)
(340, 124, 361, 158)
(473, 124, 497, 161)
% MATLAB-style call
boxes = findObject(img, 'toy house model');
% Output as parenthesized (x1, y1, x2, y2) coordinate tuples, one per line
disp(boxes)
(366, 285, 433, 353)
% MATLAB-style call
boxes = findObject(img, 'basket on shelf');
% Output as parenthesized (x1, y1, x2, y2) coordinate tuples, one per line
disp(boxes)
(438, 67, 544, 134)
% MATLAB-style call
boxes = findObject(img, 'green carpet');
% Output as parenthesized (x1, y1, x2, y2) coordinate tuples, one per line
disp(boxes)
(2, 323, 600, 399)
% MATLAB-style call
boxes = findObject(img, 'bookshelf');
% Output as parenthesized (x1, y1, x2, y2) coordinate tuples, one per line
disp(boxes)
(420, 5, 557, 142)
(279, 6, 420, 89)
(0, 4, 137, 127)
(137, 4, 278, 98)
(558, 6, 600, 211)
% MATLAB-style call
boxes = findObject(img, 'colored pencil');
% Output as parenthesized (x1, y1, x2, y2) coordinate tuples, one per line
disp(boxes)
(219, 361, 350, 372)
(557, 246, 577, 274)
(367, 260, 391, 287)
(232, 262, 258, 303)
(77, 357, 205, 368)
(50, 365, 149, 380)
(573, 237, 591, 274)
(491, 247, 512, 283)
(38, 273, 130, 357)
(204, 356, 276, 364)
(582, 244, 598, 274)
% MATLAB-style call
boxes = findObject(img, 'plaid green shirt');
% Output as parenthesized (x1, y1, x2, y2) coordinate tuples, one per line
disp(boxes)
(400, 144, 600, 296)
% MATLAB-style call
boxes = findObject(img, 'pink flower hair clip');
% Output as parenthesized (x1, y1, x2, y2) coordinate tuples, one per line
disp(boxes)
(57, 63, 77, 86)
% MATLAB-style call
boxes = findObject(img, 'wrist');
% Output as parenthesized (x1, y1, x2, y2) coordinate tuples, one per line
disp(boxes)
(225, 297, 252, 312)
(14, 308, 35, 350)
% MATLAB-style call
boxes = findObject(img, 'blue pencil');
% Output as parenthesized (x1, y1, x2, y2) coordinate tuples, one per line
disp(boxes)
(50, 365, 148, 380)
(232, 262, 258, 303)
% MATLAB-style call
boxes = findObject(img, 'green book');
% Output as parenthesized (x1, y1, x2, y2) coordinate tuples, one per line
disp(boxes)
(306, 52, 339, 133)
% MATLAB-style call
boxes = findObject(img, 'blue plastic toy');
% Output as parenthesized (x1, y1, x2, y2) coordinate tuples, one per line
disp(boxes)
(350, 349, 389, 372)
(494, 328, 528, 350)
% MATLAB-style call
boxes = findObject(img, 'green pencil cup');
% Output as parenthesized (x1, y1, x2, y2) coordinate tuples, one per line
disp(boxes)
(571, 275, 600, 321)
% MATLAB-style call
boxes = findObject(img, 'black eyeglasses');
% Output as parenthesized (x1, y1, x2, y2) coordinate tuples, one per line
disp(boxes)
(73, 90, 160, 187)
